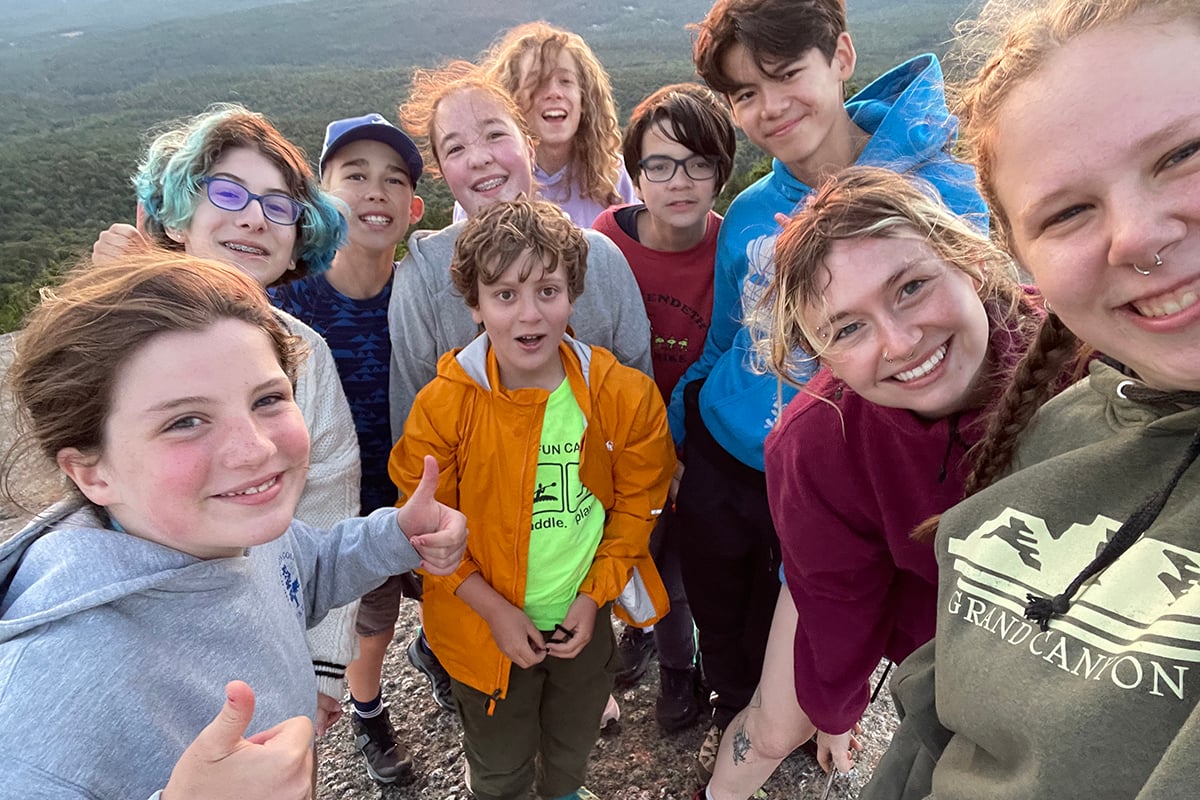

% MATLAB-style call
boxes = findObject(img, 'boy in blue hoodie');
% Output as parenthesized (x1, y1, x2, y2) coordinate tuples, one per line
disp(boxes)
(673, 0, 986, 781)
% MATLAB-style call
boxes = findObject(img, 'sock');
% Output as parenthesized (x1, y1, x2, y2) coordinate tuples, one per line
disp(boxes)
(351, 691, 384, 719)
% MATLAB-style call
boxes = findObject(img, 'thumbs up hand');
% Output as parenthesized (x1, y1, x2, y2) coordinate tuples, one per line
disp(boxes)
(162, 681, 314, 800)
(396, 454, 468, 575)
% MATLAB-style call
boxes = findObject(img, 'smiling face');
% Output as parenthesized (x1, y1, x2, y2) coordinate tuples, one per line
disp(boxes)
(323, 138, 424, 253)
(175, 146, 299, 287)
(62, 318, 310, 559)
(470, 249, 573, 391)
(634, 122, 718, 248)
(990, 17, 1200, 391)
(433, 88, 537, 218)
(809, 234, 991, 419)
(722, 37, 855, 181)
(524, 47, 583, 157)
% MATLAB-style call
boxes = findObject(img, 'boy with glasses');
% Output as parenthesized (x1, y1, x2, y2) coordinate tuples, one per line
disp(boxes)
(591, 83, 735, 733)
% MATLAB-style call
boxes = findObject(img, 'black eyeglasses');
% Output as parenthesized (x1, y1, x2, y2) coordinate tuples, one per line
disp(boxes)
(637, 155, 718, 183)
(200, 177, 304, 225)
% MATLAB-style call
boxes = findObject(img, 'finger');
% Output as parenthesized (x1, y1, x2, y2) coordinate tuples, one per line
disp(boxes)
(246, 714, 315, 749)
(774, 211, 791, 227)
(406, 455, 440, 507)
(197, 680, 256, 754)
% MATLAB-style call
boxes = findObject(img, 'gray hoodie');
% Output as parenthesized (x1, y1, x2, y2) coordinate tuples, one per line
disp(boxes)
(387, 221, 653, 440)
(0, 504, 421, 799)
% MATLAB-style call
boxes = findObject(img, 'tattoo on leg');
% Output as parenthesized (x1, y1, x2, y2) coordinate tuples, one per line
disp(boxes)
(732, 725, 751, 765)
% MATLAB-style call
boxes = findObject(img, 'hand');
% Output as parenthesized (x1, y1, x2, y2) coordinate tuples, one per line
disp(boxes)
(314, 691, 343, 738)
(485, 602, 547, 669)
(397, 455, 467, 575)
(544, 594, 598, 660)
(162, 680, 314, 800)
(668, 461, 685, 504)
(773, 211, 791, 227)
(92, 222, 150, 265)
(817, 724, 863, 776)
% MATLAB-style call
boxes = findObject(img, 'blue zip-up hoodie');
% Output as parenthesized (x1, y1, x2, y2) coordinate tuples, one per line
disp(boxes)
(667, 54, 987, 470)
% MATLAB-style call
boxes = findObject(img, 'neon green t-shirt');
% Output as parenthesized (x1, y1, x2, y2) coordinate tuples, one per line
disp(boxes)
(524, 378, 604, 628)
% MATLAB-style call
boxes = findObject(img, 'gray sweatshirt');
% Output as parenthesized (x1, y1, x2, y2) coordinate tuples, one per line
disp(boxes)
(0, 504, 421, 799)
(387, 221, 653, 440)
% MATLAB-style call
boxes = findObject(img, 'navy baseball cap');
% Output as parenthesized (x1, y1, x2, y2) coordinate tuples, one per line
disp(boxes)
(319, 113, 423, 184)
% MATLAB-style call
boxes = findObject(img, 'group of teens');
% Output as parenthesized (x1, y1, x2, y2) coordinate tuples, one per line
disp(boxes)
(2, 0, 1199, 799)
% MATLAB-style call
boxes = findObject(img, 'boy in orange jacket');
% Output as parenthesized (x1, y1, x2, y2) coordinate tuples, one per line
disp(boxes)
(388, 199, 675, 800)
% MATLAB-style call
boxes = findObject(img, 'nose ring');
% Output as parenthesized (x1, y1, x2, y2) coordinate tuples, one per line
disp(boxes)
(1133, 250, 1164, 276)
(884, 348, 915, 364)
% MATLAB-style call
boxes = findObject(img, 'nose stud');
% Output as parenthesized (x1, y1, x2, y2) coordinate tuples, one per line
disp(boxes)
(884, 348, 916, 364)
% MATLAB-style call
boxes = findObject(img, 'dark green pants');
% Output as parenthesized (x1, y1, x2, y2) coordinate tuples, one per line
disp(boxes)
(451, 603, 618, 800)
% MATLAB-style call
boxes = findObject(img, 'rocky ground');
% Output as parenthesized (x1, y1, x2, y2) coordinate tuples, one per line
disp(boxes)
(313, 607, 900, 800)
(0, 331, 900, 799)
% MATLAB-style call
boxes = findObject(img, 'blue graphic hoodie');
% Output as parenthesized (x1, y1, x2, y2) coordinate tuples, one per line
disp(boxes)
(667, 54, 987, 470)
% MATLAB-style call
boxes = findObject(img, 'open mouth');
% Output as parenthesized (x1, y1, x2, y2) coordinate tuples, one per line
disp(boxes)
(472, 176, 507, 193)
(360, 214, 393, 226)
(1132, 285, 1200, 318)
(542, 110, 568, 121)
(223, 242, 268, 256)
(893, 344, 948, 383)
(217, 475, 278, 498)
(516, 334, 545, 348)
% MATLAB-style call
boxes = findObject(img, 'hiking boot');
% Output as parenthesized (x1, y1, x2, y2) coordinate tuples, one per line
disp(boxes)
(696, 724, 721, 784)
(351, 707, 413, 784)
(614, 625, 656, 689)
(407, 631, 454, 710)
(656, 666, 701, 733)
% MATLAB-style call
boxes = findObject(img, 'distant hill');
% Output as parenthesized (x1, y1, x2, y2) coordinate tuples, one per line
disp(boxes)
(0, 0, 974, 329)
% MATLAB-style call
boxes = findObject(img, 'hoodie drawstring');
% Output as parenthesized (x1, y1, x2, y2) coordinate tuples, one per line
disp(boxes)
(1025, 385, 1200, 631)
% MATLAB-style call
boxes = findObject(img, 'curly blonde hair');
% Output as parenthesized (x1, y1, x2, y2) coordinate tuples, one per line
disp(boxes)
(484, 22, 625, 206)
(757, 166, 1026, 385)
(397, 60, 534, 180)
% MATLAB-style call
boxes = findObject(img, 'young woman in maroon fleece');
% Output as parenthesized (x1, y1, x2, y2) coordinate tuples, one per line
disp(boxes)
(696, 166, 1054, 800)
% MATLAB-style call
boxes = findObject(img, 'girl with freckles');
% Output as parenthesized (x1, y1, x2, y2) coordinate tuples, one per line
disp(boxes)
(0, 253, 467, 799)
(704, 166, 1051, 800)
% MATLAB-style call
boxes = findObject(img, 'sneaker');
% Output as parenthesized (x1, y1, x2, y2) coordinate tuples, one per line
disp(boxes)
(656, 666, 701, 733)
(599, 693, 621, 736)
(573, 788, 602, 800)
(407, 631, 454, 711)
(351, 708, 413, 784)
(614, 625, 656, 689)
(696, 724, 721, 784)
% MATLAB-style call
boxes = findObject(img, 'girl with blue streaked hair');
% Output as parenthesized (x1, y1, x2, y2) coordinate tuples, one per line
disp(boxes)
(123, 102, 345, 284)
(92, 103, 364, 740)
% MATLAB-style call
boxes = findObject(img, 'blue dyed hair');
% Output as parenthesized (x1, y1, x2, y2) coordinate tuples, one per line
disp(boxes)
(133, 103, 345, 283)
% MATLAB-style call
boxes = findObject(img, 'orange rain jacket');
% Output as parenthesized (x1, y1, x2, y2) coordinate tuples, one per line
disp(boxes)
(389, 333, 675, 706)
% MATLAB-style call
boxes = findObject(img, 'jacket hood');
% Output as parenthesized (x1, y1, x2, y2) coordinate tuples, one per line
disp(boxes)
(848, 54, 958, 172)
(763, 54, 965, 207)
(445, 331, 599, 394)
(0, 502, 248, 644)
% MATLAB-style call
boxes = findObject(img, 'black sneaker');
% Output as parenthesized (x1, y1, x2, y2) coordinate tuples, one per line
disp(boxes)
(655, 666, 701, 733)
(351, 707, 413, 784)
(407, 631, 454, 711)
(614, 625, 656, 689)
